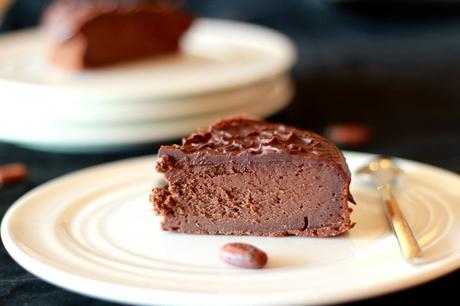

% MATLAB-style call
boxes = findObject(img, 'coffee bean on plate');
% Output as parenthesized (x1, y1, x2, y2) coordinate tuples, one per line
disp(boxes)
(324, 123, 373, 147)
(220, 242, 268, 269)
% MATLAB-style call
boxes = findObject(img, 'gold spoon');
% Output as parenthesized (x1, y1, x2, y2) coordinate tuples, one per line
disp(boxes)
(357, 157, 423, 263)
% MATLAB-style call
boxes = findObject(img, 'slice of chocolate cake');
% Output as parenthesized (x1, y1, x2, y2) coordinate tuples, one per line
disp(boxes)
(41, 0, 194, 69)
(150, 117, 355, 237)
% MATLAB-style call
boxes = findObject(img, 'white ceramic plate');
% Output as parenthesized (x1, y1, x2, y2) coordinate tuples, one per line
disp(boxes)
(0, 75, 291, 125)
(0, 18, 296, 102)
(0, 78, 292, 152)
(2, 152, 460, 305)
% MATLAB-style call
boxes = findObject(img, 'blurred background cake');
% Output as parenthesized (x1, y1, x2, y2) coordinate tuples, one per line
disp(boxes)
(41, 0, 193, 69)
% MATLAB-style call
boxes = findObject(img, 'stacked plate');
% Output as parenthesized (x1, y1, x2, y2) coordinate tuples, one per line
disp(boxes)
(0, 19, 296, 152)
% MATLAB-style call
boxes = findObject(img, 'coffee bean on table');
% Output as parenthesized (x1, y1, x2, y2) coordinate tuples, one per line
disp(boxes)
(220, 243, 268, 269)
(0, 163, 28, 187)
(324, 123, 373, 147)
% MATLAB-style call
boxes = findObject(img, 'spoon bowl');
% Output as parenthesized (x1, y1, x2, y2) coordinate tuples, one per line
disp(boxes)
(357, 156, 403, 186)
(356, 156, 423, 263)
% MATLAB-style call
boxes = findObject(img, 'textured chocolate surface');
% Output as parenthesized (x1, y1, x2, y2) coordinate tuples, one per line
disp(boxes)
(183, 117, 340, 156)
(172, 117, 351, 179)
(42, 0, 193, 68)
(151, 117, 355, 237)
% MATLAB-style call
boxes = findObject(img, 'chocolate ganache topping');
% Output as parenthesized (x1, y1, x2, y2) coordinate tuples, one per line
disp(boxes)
(163, 117, 350, 177)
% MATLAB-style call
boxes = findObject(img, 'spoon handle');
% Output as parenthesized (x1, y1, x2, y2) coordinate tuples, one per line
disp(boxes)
(378, 184, 423, 262)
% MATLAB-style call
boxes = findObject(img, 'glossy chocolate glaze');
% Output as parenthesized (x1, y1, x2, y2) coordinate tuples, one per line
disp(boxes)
(161, 117, 352, 185)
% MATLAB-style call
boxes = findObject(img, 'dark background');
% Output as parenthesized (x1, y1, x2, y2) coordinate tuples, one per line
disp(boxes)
(1, 0, 459, 305)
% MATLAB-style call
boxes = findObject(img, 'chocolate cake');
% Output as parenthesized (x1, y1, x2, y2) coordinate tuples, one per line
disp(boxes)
(150, 117, 355, 237)
(41, 0, 193, 69)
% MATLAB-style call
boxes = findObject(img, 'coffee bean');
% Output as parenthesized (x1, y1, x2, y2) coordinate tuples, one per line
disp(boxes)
(0, 163, 28, 187)
(324, 123, 373, 147)
(220, 243, 268, 269)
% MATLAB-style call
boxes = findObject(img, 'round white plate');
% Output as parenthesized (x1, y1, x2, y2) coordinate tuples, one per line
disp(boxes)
(0, 18, 296, 102)
(0, 78, 292, 152)
(2, 152, 460, 305)
(1, 75, 291, 125)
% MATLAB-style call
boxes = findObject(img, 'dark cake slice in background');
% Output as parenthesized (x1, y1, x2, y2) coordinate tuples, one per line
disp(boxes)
(41, 0, 194, 69)
(150, 117, 355, 237)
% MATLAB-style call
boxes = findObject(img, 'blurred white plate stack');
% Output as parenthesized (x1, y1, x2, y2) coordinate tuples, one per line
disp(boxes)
(0, 18, 296, 152)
